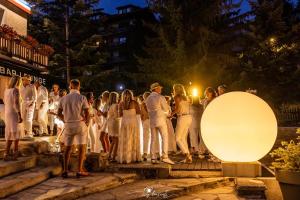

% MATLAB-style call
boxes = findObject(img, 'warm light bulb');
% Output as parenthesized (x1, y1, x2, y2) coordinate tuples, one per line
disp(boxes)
(201, 92, 277, 162)
(192, 88, 198, 97)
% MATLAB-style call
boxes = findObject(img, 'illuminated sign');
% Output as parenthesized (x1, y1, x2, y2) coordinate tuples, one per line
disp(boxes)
(9, 0, 31, 14)
(0, 66, 46, 85)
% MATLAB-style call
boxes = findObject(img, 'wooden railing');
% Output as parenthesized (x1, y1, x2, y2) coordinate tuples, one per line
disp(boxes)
(0, 36, 48, 69)
(275, 104, 300, 126)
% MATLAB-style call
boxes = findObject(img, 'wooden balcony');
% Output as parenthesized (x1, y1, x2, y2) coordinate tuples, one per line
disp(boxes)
(0, 36, 49, 71)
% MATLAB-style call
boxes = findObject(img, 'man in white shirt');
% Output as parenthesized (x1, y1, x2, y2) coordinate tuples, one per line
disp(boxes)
(57, 79, 90, 178)
(35, 80, 49, 135)
(48, 84, 60, 135)
(145, 82, 174, 165)
(20, 75, 37, 138)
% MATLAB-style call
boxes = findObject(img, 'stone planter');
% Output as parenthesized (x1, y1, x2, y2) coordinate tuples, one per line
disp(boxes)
(275, 169, 300, 200)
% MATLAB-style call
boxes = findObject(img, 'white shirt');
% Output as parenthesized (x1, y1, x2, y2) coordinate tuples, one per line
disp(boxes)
(58, 89, 89, 123)
(145, 92, 169, 128)
(49, 91, 60, 111)
(36, 85, 48, 108)
(20, 84, 37, 104)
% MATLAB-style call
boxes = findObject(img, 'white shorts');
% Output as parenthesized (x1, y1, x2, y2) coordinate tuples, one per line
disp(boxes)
(64, 121, 88, 146)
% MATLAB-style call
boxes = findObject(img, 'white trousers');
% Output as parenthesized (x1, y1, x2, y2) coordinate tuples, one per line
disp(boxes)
(199, 130, 208, 153)
(143, 119, 151, 154)
(88, 121, 96, 152)
(188, 127, 199, 150)
(167, 119, 177, 152)
(150, 122, 168, 159)
(94, 124, 103, 153)
(175, 115, 192, 154)
(48, 114, 55, 132)
(21, 102, 35, 136)
(38, 105, 48, 134)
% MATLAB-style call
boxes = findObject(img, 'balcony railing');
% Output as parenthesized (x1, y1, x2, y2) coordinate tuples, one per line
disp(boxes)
(0, 36, 49, 70)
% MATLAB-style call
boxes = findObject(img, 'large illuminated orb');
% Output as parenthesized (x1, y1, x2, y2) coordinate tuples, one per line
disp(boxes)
(201, 92, 277, 162)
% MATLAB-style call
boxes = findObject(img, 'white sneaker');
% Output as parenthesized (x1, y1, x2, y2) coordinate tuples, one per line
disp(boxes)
(151, 159, 159, 164)
(162, 157, 175, 165)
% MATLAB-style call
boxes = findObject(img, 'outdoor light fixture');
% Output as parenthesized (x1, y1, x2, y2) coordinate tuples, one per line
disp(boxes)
(201, 91, 277, 162)
(192, 88, 199, 97)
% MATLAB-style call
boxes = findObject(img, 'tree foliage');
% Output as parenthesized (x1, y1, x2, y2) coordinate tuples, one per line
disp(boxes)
(137, 0, 300, 103)
(27, 0, 108, 91)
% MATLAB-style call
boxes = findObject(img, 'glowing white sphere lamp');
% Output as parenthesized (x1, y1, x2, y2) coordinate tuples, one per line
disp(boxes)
(201, 91, 277, 163)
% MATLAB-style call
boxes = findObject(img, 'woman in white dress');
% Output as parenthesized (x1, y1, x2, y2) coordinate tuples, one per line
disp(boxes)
(3, 76, 22, 161)
(99, 91, 110, 154)
(93, 98, 103, 153)
(165, 96, 177, 153)
(171, 84, 193, 163)
(107, 92, 120, 161)
(118, 89, 141, 164)
(188, 96, 203, 155)
(86, 92, 96, 152)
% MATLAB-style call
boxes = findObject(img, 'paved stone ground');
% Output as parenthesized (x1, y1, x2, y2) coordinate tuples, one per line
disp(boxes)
(173, 183, 242, 200)
(6, 172, 137, 200)
(78, 177, 231, 200)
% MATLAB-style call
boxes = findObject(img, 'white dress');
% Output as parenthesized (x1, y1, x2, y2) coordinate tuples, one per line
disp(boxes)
(107, 104, 120, 137)
(118, 109, 142, 163)
(94, 110, 103, 153)
(188, 104, 202, 150)
(4, 88, 21, 140)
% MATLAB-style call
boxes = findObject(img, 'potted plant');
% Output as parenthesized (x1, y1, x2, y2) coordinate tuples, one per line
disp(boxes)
(270, 136, 300, 200)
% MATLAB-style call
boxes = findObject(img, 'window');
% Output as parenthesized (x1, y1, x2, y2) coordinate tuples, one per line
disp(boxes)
(112, 51, 119, 58)
(119, 37, 127, 44)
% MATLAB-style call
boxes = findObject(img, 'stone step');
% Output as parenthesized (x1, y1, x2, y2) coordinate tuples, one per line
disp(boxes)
(5, 172, 138, 200)
(78, 177, 233, 200)
(236, 178, 267, 199)
(0, 156, 37, 178)
(169, 170, 222, 178)
(0, 165, 62, 198)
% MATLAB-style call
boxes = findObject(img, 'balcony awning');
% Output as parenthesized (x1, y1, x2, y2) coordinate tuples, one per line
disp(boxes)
(8, 0, 31, 14)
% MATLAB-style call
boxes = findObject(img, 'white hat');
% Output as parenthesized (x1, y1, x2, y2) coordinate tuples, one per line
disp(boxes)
(150, 82, 163, 91)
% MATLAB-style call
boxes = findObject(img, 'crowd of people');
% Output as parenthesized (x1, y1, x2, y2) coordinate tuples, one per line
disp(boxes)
(2, 75, 228, 177)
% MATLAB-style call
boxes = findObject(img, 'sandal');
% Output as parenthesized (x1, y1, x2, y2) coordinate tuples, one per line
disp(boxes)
(76, 171, 89, 178)
(179, 154, 193, 164)
(61, 171, 68, 178)
(3, 153, 10, 161)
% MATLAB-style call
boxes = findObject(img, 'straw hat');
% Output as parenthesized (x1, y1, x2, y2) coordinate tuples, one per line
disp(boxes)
(150, 82, 163, 91)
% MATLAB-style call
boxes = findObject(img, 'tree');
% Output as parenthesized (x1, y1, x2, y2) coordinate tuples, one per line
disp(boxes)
(27, 0, 107, 89)
(236, 0, 300, 104)
(136, 0, 249, 93)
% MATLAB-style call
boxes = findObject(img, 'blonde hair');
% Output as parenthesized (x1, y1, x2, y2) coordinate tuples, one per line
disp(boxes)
(108, 92, 119, 106)
(8, 76, 20, 89)
(173, 84, 186, 97)
(121, 89, 134, 110)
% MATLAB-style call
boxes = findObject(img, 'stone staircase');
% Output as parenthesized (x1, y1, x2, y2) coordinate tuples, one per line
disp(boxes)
(0, 137, 63, 199)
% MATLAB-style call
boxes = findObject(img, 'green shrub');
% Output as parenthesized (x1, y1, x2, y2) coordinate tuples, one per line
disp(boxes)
(270, 136, 300, 171)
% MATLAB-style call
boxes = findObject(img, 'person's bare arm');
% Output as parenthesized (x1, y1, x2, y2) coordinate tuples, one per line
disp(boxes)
(171, 96, 181, 117)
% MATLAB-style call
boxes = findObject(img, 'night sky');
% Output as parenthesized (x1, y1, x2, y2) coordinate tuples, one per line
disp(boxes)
(99, 0, 251, 14)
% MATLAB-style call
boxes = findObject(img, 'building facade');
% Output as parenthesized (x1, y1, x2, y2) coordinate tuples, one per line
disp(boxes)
(0, 0, 50, 99)
(94, 5, 156, 92)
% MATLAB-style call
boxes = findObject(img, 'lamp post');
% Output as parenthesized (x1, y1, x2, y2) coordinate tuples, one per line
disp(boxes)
(65, 0, 70, 85)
